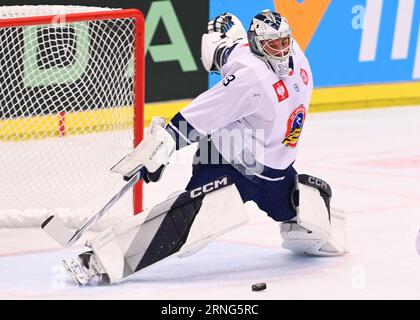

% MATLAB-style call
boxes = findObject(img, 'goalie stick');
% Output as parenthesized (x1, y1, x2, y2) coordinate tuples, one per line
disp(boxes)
(41, 169, 144, 247)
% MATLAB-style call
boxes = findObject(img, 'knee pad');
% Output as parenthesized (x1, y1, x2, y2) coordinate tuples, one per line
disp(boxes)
(280, 174, 346, 256)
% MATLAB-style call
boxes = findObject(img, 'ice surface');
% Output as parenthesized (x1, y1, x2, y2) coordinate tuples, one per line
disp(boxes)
(1, 106, 420, 299)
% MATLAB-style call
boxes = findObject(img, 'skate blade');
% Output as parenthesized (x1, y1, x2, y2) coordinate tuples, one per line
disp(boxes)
(62, 259, 86, 286)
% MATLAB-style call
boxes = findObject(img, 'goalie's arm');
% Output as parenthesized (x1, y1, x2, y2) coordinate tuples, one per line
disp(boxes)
(202, 13, 247, 73)
(167, 66, 263, 139)
(111, 115, 205, 183)
(165, 112, 204, 150)
(112, 76, 262, 183)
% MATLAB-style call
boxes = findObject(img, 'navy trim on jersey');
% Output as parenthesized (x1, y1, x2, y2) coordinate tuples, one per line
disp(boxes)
(196, 139, 292, 182)
(166, 112, 203, 150)
(167, 114, 294, 181)
(232, 157, 291, 181)
(221, 43, 239, 67)
(289, 55, 294, 73)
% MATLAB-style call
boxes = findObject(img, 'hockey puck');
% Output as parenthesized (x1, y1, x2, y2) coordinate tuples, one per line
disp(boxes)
(252, 283, 267, 292)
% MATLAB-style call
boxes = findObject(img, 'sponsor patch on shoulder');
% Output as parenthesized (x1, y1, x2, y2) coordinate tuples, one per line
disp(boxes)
(283, 105, 306, 148)
(273, 80, 289, 103)
(300, 68, 309, 86)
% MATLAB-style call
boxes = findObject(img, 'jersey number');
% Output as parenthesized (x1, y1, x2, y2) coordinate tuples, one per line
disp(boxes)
(222, 75, 236, 87)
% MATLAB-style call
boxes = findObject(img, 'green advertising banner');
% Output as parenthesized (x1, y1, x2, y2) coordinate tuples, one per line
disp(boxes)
(0, 0, 209, 105)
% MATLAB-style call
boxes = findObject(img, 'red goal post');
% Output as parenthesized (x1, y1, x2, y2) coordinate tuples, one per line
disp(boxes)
(0, 7, 144, 228)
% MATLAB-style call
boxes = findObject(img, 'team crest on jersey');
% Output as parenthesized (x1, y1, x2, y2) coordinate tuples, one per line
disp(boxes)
(273, 80, 289, 103)
(283, 105, 306, 148)
(300, 68, 309, 86)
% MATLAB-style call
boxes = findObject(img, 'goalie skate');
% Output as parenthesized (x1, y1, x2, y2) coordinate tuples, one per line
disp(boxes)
(62, 252, 108, 286)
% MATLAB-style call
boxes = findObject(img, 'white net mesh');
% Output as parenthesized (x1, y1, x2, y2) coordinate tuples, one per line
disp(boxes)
(0, 6, 142, 228)
(0, 5, 115, 18)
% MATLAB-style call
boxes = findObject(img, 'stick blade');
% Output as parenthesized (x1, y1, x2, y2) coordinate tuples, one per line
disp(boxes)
(41, 215, 75, 247)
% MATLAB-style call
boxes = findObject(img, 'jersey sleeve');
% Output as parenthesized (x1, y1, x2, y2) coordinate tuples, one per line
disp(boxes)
(179, 68, 263, 135)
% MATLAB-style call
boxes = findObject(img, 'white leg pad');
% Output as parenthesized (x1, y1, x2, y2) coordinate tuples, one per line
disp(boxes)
(88, 227, 127, 284)
(86, 180, 249, 283)
(281, 176, 346, 256)
(178, 183, 249, 258)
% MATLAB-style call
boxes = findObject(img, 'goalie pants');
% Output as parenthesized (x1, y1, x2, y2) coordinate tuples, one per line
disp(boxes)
(185, 140, 297, 222)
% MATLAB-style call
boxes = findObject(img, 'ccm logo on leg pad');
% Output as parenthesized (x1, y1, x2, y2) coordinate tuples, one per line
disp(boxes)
(190, 176, 232, 198)
(298, 174, 332, 197)
(309, 177, 328, 189)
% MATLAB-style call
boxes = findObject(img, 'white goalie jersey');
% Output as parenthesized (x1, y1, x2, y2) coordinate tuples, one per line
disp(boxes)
(177, 41, 313, 180)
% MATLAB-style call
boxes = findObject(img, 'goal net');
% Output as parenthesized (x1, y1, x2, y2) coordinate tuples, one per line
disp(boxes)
(0, 6, 144, 229)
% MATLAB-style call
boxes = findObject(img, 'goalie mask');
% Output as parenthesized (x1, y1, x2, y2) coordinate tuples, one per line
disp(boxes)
(248, 9, 294, 78)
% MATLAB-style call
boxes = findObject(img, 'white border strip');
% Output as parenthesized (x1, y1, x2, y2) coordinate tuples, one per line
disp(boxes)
(413, 24, 420, 79)
(359, 0, 383, 62)
(391, 0, 415, 60)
